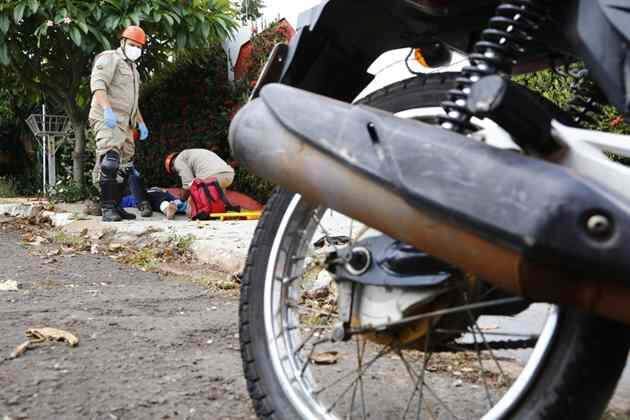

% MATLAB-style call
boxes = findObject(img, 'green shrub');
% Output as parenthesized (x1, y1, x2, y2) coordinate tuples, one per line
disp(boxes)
(233, 167, 275, 204)
(134, 23, 292, 204)
(48, 175, 98, 203)
(515, 69, 630, 135)
(135, 45, 233, 189)
(0, 176, 18, 197)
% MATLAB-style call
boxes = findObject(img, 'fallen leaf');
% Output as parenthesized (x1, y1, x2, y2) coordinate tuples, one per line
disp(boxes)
(311, 351, 340, 365)
(108, 243, 123, 252)
(25, 327, 79, 347)
(28, 236, 47, 246)
(0, 280, 20, 292)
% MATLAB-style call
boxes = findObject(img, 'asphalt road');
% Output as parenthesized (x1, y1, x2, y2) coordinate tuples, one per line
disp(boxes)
(0, 228, 254, 420)
(0, 225, 627, 419)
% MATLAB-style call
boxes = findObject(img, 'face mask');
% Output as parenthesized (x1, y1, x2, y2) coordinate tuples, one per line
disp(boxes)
(124, 44, 142, 61)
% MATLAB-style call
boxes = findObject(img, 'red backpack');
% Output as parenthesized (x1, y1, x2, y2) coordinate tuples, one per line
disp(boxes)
(187, 179, 239, 220)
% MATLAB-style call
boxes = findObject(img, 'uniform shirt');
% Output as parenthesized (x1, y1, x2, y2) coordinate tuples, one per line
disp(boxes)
(173, 149, 235, 189)
(89, 48, 141, 126)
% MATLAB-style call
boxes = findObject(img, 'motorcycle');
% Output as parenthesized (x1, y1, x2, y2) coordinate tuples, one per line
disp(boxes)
(229, 1, 630, 418)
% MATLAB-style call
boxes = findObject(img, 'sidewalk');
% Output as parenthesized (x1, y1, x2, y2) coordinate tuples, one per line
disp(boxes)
(0, 198, 258, 274)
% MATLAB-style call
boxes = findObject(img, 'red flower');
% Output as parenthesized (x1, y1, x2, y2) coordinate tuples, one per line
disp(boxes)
(611, 116, 625, 128)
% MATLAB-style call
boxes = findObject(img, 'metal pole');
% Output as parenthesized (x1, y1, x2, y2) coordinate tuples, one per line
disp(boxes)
(42, 104, 47, 194)
(48, 136, 56, 188)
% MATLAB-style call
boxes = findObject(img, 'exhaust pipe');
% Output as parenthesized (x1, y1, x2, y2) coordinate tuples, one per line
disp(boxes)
(229, 84, 630, 325)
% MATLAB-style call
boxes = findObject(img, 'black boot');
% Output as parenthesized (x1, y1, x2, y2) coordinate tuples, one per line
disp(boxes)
(116, 205, 137, 220)
(115, 180, 137, 220)
(138, 200, 153, 217)
(100, 180, 122, 222)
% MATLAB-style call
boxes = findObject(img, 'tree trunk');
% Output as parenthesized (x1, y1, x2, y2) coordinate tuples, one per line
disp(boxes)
(70, 116, 86, 189)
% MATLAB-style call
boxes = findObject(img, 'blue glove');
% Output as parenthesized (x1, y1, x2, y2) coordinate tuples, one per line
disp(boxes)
(139, 122, 149, 141)
(104, 107, 117, 129)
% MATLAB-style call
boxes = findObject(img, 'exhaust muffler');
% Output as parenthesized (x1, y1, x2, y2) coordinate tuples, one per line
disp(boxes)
(229, 83, 630, 324)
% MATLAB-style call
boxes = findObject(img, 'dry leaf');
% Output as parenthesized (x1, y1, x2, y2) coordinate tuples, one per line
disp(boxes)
(108, 243, 123, 252)
(311, 351, 340, 365)
(26, 328, 79, 347)
(0, 280, 20, 292)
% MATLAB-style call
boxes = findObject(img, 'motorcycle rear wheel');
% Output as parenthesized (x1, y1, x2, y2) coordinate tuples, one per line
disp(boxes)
(239, 73, 629, 420)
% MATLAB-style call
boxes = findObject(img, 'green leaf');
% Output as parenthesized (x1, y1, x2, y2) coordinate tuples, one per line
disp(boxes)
(70, 26, 82, 47)
(163, 14, 174, 25)
(93, 8, 102, 21)
(0, 43, 9, 65)
(13, 3, 25, 23)
(90, 27, 111, 50)
(176, 31, 186, 49)
(28, 0, 39, 14)
(200, 20, 209, 39)
(103, 15, 116, 30)
(77, 19, 88, 34)
(129, 12, 141, 25)
(168, 12, 181, 24)
(0, 14, 10, 34)
(35, 21, 48, 37)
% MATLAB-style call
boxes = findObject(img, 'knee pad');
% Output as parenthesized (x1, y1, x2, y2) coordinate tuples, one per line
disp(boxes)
(100, 150, 120, 180)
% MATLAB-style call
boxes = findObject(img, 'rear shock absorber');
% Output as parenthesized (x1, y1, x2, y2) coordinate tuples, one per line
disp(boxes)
(440, 0, 550, 133)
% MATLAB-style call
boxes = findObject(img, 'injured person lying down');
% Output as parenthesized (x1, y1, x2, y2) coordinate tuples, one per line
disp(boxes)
(121, 187, 187, 219)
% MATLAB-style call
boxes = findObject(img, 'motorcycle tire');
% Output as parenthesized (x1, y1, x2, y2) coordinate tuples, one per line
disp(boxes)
(239, 73, 630, 420)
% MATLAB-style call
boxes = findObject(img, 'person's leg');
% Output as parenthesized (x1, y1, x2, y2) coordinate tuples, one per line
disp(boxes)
(128, 167, 153, 217)
(92, 120, 123, 222)
(159, 201, 177, 219)
(146, 189, 171, 211)
(114, 129, 139, 220)
(204, 172, 234, 189)
(99, 150, 123, 222)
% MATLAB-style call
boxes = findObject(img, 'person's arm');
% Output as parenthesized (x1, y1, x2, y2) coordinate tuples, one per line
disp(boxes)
(136, 110, 149, 140)
(93, 90, 112, 110)
(90, 53, 115, 101)
(175, 159, 194, 201)
(91, 53, 118, 127)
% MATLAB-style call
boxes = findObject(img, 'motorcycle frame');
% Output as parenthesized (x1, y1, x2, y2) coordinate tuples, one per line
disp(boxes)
(251, 0, 630, 209)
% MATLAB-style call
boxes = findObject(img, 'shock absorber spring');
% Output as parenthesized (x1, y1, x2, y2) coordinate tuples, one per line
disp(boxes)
(440, 0, 550, 132)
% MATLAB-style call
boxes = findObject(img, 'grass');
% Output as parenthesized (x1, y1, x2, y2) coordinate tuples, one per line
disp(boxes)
(123, 247, 160, 272)
(172, 234, 194, 253)
(52, 231, 89, 250)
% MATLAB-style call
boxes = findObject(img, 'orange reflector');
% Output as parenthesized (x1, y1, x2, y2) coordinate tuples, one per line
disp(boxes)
(414, 48, 429, 68)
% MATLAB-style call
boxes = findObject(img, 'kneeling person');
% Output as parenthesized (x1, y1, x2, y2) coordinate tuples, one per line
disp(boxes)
(164, 149, 235, 202)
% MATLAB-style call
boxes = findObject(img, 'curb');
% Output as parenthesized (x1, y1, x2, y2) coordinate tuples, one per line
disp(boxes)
(0, 201, 254, 274)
